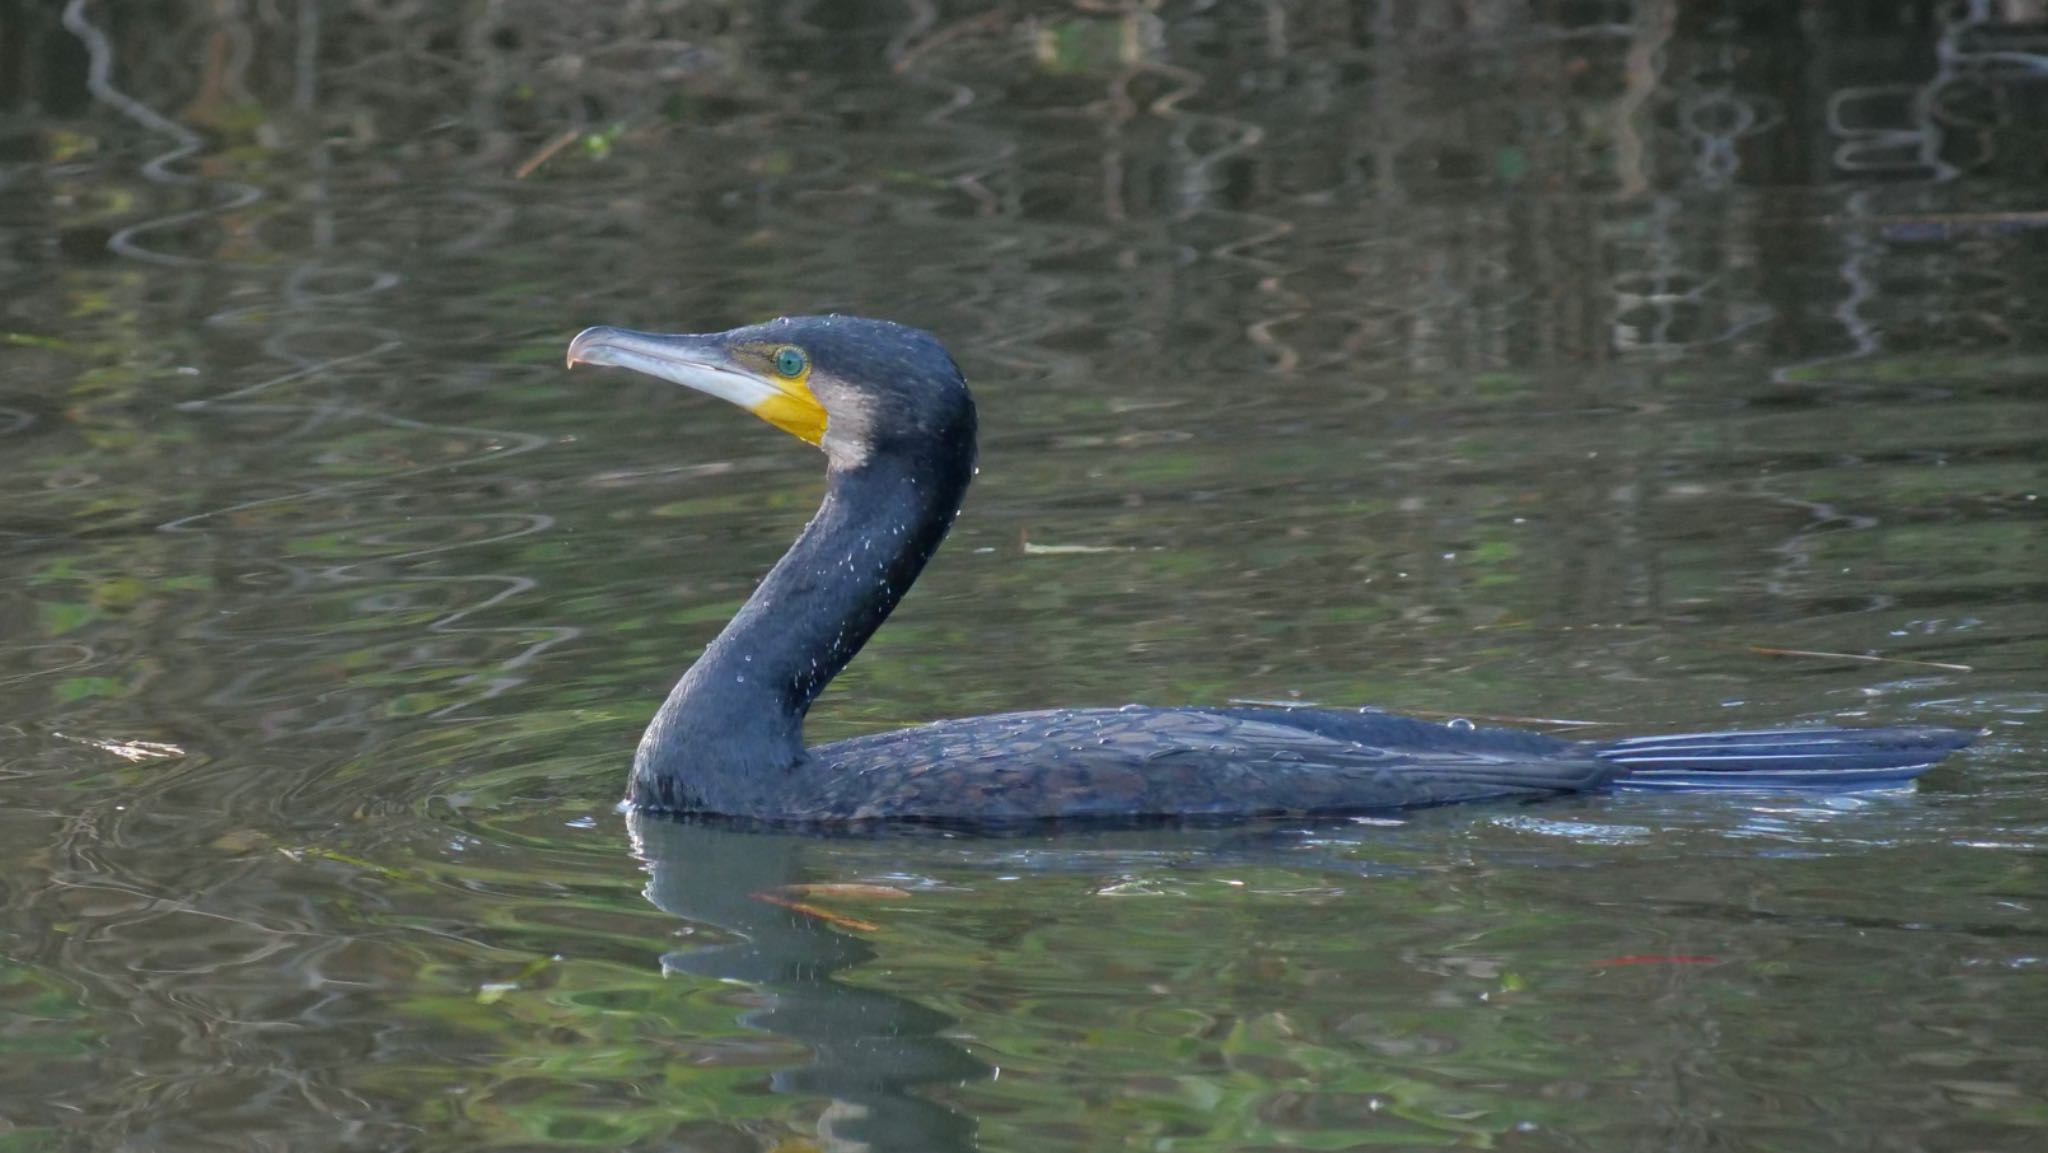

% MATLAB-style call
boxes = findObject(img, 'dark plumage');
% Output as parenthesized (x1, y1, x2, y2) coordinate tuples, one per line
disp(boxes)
(567, 315, 1975, 824)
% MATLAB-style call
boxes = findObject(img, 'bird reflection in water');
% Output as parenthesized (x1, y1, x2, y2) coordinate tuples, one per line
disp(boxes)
(629, 813, 989, 1152)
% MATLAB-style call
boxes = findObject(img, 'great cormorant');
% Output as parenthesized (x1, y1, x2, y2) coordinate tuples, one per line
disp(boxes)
(567, 315, 1973, 822)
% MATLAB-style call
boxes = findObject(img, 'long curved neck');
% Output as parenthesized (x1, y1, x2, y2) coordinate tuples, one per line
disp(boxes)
(631, 448, 971, 812)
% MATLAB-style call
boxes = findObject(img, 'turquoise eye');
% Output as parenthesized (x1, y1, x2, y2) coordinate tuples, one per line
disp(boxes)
(774, 347, 807, 377)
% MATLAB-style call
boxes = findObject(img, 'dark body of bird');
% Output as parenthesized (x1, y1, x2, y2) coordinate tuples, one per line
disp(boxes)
(568, 315, 1973, 825)
(656, 704, 1969, 823)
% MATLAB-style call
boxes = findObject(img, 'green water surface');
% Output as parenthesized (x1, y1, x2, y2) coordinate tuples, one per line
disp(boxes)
(0, 3, 2042, 1150)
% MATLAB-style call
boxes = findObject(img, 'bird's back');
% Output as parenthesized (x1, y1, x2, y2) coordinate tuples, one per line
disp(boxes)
(791, 706, 1612, 822)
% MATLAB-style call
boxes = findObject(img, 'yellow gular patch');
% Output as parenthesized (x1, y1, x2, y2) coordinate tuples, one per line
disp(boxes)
(754, 374, 827, 446)
(741, 348, 825, 445)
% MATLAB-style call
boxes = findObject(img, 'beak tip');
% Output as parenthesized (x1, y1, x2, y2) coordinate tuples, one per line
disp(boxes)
(565, 326, 610, 370)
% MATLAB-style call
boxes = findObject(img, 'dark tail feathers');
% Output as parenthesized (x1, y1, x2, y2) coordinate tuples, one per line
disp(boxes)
(1592, 726, 1975, 791)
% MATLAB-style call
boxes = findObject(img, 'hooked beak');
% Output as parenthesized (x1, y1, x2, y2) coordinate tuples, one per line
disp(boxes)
(566, 326, 827, 446)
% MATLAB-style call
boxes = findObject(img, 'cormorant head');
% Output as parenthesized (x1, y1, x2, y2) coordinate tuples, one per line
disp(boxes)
(567, 315, 976, 471)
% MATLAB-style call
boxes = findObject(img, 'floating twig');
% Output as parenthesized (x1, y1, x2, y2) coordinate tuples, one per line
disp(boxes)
(54, 732, 186, 761)
(513, 128, 580, 180)
(1746, 645, 1972, 673)
(782, 883, 911, 901)
(751, 890, 882, 932)
(1021, 532, 1133, 555)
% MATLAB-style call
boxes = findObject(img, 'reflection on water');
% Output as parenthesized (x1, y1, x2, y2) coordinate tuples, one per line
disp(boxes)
(1, 1, 2044, 1149)
(634, 817, 989, 1152)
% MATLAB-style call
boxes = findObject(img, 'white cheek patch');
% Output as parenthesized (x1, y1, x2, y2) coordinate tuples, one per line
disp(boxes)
(813, 377, 876, 470)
